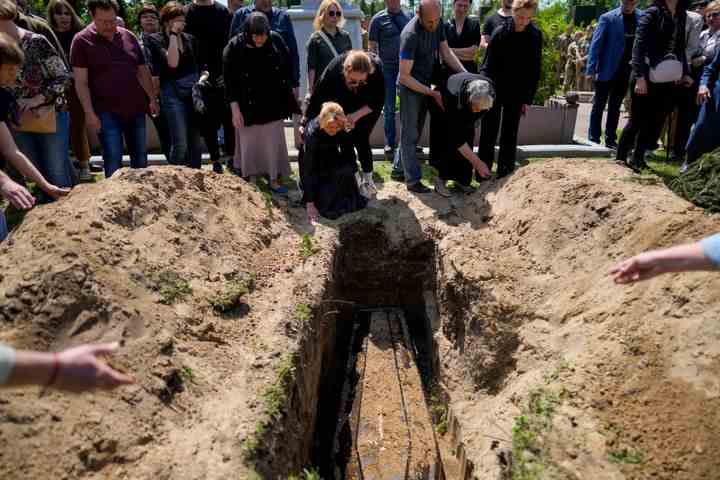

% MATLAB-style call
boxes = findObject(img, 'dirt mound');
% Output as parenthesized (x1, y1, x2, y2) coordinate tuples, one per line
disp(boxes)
(435, 159, 720, 479)
(0, 167, 334, 479)
(2, 159, 719, 480)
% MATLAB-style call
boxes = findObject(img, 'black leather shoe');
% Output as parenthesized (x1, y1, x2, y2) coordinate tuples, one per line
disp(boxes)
(390, 171, 405, 181)
(407, 181, 431, 194)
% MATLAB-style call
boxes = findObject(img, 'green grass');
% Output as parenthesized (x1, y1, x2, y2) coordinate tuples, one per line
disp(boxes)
(608, 448, 643, 465)
(207, 275, 255, 312)
(295, 303, 311, 323)
(288, 467, 322, 480)
(299, 234, 321, 259)
(157, 271, 193, 305)
(179, 366, 196, 385)
(242, 353, 298, 462)
(510, 384, 562, 480)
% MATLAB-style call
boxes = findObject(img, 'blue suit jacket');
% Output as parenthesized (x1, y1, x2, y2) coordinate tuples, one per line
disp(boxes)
(586, 7, 642, 82)
(230, 6, 300, 87)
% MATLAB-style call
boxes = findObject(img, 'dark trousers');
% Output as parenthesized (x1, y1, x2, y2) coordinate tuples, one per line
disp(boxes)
(428, 98, 473, 186)
(617, 80, 676, 164)
(201, 86, 235, 161)
(588, 66, 631, 145)
(478, 101, 523, 176)
(150, 111, 171, 162)
(345, 110, 381, 173)
(672, 69, 701, 157)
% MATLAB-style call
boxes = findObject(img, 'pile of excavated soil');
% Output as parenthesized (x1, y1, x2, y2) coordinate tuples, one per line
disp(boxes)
(1, 159, 719, 480)
(0, 167, 337, 480)
(433, 160, 720, 480)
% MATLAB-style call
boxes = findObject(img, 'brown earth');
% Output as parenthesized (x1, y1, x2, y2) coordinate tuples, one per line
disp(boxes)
(0, 159, 718, 480)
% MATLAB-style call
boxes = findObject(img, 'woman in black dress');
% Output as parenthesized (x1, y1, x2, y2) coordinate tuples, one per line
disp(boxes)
(429, 72, 493, 195)
(616, 0, 693, 172)
(445, 0, 481, 73)
(302, 102, 367, 222)
(478, 0, 542, 179)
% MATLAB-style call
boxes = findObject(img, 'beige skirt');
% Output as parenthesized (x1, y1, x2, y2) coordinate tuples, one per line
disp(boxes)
(235, 120, 290, 179)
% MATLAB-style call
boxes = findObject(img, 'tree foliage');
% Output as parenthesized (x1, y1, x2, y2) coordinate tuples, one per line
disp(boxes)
(533, 0, 570, 104)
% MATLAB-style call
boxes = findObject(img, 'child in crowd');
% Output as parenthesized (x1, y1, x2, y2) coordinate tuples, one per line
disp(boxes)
(0, 32, 68, 241)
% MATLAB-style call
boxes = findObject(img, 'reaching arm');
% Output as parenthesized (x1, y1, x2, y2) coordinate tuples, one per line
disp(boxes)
(440, 40, 466, 73)
(0, 124, 67, 198)
(398, 58, 432, 94)
(610, 235, 720, 284)
(452, 45, 478, 62)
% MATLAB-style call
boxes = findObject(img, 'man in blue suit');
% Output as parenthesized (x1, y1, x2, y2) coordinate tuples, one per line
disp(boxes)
(230, 0, 300, 94)
(586, 0, 641, 149)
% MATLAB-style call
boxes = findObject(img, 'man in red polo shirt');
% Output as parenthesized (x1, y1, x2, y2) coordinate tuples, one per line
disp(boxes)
(70, 0, 158, 179)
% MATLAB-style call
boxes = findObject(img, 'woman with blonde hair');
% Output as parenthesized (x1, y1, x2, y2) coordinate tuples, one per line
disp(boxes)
(301, 102, 367, 222)
(303, 49, 384, 197)
(46, 0, 91, 182)
(306, 0, 352, 92)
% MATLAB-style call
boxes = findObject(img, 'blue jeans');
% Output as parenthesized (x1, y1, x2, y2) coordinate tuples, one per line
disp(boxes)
(382, 64, 399, 149)
(98, 112, 147, 178)
(394, 85, 427, 185)
(0, 210, 8, 242)
(161, 82, 203, 169)
(14, 111, 74, 201)
(686, 80, 720, 164)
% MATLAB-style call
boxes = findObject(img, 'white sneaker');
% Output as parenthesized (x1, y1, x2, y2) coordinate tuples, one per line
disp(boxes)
(362, 172, 377, 198)
(433, 177, 452, 197)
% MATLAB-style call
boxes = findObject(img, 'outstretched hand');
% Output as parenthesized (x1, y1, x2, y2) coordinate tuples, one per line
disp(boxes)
(609, 253, 664, 284)
(53, 342, 134, 393)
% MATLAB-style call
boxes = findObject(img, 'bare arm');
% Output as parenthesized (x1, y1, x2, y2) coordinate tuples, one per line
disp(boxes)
(440, 40, 466, 73)
(166, 34, 180, 69)
(398, 58, 432, 95)
(452, 45, 478, 61)
(73, 67, 95, 117)
(458, 143, 490, 178)
(137, 65, 155, 101)
(0, 124, 52, 193)
(610, 241, 718, 284)
(307, 69, 316, 94)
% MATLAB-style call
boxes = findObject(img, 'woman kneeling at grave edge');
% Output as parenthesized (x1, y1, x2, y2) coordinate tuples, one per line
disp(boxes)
(301, 102, 368, 223)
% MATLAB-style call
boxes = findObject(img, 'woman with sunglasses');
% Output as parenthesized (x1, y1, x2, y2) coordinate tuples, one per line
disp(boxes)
(306, 0, 352, 94)
(303, 50, 384, 198)
(697, 1, 720, 67)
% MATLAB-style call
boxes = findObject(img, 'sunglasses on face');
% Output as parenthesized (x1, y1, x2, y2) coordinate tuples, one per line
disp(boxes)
(347, 78, 366, 87)
(708, 11, 720, 19)
(327, 10, 342, 17)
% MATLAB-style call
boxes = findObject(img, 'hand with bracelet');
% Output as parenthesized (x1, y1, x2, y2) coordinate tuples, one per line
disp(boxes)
(0, 342, 134, 393)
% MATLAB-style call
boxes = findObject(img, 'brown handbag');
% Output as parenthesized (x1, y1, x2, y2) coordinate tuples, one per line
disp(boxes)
(15, 106, 56, 134)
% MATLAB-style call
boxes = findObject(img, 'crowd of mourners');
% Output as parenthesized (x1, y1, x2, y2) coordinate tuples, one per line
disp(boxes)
(0, 0, 542, 230)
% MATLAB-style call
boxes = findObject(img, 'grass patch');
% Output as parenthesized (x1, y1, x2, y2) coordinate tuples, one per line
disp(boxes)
(295, 303, 311, 323)
(179, 366, 196, 385)
(157, 271, 193, 305)
(511, 386, 562, 480)
(608, 448, 643, 465)
(207, 275, 255, 312)
(288, 467, 322, 480)
(299, 234, 320, 259)
(242, 352, 298, 462)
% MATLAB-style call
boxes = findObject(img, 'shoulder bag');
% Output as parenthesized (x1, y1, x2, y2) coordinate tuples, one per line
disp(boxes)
(15, 105, 56, 134)
(648, 15, 683, 83)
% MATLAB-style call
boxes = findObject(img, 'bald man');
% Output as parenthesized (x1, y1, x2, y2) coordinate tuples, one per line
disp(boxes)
(392, 0, 466, 194)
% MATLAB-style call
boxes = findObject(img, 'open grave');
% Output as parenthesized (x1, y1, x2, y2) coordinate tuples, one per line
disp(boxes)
(1, 159, 719, 480)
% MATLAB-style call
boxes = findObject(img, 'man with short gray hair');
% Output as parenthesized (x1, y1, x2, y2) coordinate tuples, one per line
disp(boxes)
(429, 72, 492, 195)
(394, 0, 467, 194)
